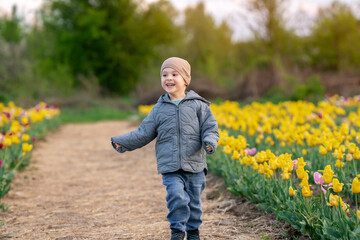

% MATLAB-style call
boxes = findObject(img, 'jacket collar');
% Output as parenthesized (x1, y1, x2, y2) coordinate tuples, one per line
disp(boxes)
(158, 90, 210, 105)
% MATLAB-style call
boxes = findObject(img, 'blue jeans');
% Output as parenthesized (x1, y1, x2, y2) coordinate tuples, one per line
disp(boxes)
(162, 169, 206, 232)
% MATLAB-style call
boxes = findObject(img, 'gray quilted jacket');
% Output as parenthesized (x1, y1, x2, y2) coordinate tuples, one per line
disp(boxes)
(111, 90, 219, 174)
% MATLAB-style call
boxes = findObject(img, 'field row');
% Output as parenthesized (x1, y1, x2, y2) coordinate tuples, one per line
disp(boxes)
(0, 102, 60, 213)
(139, 95, 360, 239)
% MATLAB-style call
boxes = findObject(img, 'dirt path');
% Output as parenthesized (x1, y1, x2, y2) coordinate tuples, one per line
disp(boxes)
(0, 121, 287, 240)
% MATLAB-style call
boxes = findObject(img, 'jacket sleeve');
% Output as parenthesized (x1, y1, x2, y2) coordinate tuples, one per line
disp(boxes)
(199, 103, 219, 154)
(111, 105, 158, 153)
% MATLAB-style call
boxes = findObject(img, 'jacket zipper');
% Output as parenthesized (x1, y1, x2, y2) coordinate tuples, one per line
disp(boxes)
(176, 104, 182, 169)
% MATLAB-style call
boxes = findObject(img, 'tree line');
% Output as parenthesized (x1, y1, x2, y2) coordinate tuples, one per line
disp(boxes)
(0, 0, 359, 103)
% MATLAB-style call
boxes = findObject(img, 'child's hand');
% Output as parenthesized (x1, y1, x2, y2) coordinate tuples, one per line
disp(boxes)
(206, 145, 212, 152)
(112, 141, 122, 149)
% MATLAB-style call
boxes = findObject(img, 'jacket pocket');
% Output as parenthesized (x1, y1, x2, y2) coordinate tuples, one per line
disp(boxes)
(155, 136, 176, 167)
(186, 136, 203, 162)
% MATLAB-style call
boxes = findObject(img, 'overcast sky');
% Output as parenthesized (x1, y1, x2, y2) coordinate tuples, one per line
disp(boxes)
(0, 0, 359, 40)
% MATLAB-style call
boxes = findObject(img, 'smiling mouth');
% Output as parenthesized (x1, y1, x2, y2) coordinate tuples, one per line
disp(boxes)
(166, 83, 175, 87)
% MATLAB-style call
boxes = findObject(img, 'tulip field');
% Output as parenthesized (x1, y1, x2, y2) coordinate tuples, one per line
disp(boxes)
(141, 95, 360, 239)
(0, 102, 60, 215)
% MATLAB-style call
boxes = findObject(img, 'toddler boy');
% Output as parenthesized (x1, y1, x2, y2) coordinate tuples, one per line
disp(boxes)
(111, 57, 219, 240)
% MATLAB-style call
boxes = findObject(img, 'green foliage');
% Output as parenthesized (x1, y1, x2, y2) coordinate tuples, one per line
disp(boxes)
(309, 2, 360, 71)
(1, 0, 360, 102)
(0, 7, 26, 100)
(59, 107, 132, 123)
(291, 75, 325, 101)
(263, 75, 325, 103)
(183, 3, 236, 83)
(42, 0, 180, 94)
(0, 6, 22, 43)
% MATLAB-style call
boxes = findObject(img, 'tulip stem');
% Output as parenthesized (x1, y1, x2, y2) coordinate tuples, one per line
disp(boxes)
(352, 159, 358, 178)
(356, 194, 359, 225)
(3, 147, 8, 171)
(14, 154, 26, 171)
(320, 185, 323, 204)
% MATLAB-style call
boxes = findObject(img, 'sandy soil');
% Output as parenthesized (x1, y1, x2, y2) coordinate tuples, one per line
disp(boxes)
(0, 121, 293, 240)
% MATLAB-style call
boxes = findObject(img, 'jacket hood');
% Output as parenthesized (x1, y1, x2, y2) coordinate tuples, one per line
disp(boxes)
(158, 90, 210, 105)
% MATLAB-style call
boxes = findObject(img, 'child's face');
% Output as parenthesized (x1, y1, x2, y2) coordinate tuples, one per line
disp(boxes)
(161, 67, 187, 97)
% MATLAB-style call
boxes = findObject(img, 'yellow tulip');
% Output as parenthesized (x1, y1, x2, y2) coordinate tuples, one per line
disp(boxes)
(319, 145, 327, 155)
(256, 151, 267, 163)
(3, 137, 12, 147)
(327, 193, 342, 207)
(289, 186, 296, 197)
(21, 116, 29, 125)
(357, 210, 360, 220)
(354, 150, 360, 160)
(339, 145, 346, 153)
(302, 185, 313, 198)
(332, 179, 344, 193)
(320, 165, 335, 184)
(335, 160, 344, 168)
(22, 134, 30, 142)
(11, 135, 20, 144)
(299, 174, 310, 188)
(342, 203, 349, 214)
(231, 151, 240, 160)
(302, 149, 307, 156)
(296, 167, 309, 180)
(332, 149, 343, 160)
(223, 145, 232, 155)
(348, 142, 357, 154)
(324, 141, 332, 152)
(346, 153, 353, 162)
(351, 177, 360, 194)
(253, 162, 259, 171)
(281, 171, 290, 181)
(22, 143, 33, 153)
(327, 193, 348, 212)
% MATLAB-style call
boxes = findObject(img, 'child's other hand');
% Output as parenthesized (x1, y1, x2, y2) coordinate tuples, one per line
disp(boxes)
(206, 145, 212, 152)
(112, 141, 122, 149)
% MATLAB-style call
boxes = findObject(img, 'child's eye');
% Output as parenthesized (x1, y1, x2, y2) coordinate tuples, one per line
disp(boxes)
(162, 74, 167, 77)
(172, 74, 177, 76)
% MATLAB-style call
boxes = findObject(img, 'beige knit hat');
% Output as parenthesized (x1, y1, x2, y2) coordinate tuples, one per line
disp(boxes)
(160, 57, 191, 86)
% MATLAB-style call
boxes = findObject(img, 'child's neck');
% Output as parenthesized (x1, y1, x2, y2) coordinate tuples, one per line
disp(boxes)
(169, 92, 186, 101)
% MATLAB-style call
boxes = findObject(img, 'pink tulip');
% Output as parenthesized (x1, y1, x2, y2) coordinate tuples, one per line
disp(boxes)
(314, 172, 324, 184)
(32, 137, 37, 143)
(0, 160, 3, 168)
(321, 183, 332, 194)
(321, 185, 327, 194)
(245, 147, 257, 156)
(293, 160, 298, 170)
(19, 110, 27, 117)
